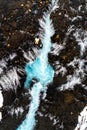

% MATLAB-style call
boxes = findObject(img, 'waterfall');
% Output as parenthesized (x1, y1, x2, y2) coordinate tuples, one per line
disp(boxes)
(16, 0, 58, 130)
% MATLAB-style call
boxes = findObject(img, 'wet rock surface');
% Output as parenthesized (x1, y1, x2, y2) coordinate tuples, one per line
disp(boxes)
(0, 0, 87, 130)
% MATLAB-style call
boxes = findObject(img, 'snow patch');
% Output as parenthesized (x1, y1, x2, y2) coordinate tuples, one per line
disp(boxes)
(0, 59, 7, 74)
(0, 90, 3, 121)
(9, 53, 17, 60)
(75, 106, 87, 130)
(73, 30, 87, 56)
(59, 58, 86, 90)
(8, 107, 24, 117)
(23, 47, 39, 62)
(0, 68, 20, 91)
(0, 112, 2, 121)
